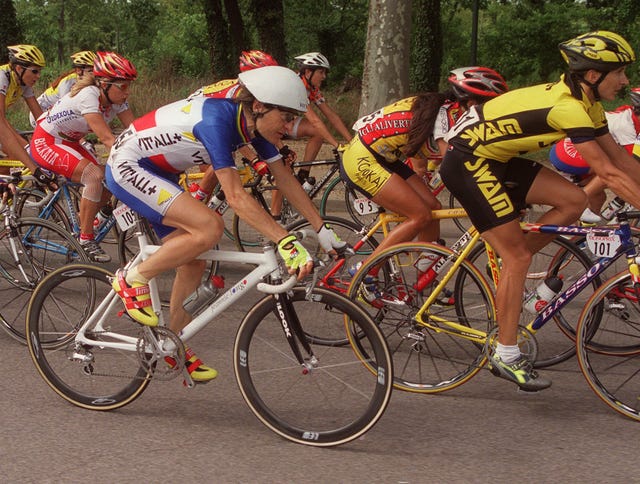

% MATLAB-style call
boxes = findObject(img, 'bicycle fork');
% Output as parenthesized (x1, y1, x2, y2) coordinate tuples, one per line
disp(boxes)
(272, 292, 318, 374)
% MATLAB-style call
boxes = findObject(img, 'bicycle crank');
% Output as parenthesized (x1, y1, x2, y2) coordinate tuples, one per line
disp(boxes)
(136, 326, 186, 382)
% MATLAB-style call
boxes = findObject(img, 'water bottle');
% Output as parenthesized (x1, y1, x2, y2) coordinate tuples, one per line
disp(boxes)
(182, 275, 225, 315)
(428, 170, 443, 191)
(523, 276, 563, 314)
(93, 205, 113, 232)
(414, 251, 442, 290)
(207, 191, 229, 215)
(601, 197, 625, 221)
(251, 158, 269, 176)
(301, 176, 316, 194)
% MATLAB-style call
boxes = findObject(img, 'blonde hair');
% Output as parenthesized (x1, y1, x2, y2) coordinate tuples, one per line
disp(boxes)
(70, 71, 96, 97)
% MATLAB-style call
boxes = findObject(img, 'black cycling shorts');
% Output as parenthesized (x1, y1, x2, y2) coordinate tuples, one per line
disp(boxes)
(440, 151, 542, 233)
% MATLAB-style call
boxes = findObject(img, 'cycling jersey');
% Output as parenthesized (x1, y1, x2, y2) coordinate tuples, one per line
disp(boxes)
(37, 73, 78, 111)
(342, 97, 437, 196)
(36, 86, 129, 140)
(105, 97, 280, 236)
(433, 100, 465, 143)
(446, 76, 608, 161)
(187, 79, 241, 101)
(0, 64, 35, 109)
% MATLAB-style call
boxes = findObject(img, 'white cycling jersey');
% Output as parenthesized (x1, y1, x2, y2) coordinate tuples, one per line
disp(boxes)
(36, 86, 129, 140)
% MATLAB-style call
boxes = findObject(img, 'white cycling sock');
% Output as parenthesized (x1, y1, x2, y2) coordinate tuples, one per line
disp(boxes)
(495, 343, 520, 364)
(125, 266, 149, 286)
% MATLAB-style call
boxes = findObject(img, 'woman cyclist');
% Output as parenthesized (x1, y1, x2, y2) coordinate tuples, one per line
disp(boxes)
(549, 86, 640, 223)
(105, 66, 344, 384)
(342, 92, 449, 269)
(0, 44, 54, 184)
(29, 51, 97, 128)
(30, 51, 137, 263)
(441, 31, 640, 392)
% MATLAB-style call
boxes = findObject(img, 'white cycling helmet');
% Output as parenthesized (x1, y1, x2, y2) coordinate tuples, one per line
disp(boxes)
(238, 65, 308, 113)
(294, 52, 330, 70)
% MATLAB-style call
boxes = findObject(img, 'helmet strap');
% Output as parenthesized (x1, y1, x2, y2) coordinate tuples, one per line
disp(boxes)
(12, 64, 28, 86)
(99, 81, 115, 106)
(580, 71, 607, 102)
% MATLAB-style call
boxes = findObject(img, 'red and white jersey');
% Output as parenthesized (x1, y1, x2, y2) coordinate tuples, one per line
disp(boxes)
(433, 100, 465, 142)
(37, 86, 129, 141)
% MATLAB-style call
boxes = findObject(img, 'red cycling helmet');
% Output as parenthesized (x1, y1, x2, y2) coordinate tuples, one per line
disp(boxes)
(239, 50, 278, 72)
(448, 66, 508, 101)
(93, 51, 138, 80)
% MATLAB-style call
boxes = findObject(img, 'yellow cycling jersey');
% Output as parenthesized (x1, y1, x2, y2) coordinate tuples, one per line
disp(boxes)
(447, 75, 608, 162)
(352, 96, 438, 162)
(0, 64, 32, 109)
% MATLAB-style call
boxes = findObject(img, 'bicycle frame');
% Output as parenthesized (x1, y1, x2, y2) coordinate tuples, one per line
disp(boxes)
(74, 219, 296, 352)
(415, 213, 640, 344)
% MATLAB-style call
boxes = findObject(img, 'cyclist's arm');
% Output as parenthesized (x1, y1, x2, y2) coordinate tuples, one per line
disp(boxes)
(84, 112, 117, 151)
(267, 158, 324, 231)
(0, 96, 40, 172)
(316, 102, 353, 142)
(116, 109, 135, 129)
(304, 106, 340, 148)
(577, 134, 640, 209)
(24, 95, 43, 120)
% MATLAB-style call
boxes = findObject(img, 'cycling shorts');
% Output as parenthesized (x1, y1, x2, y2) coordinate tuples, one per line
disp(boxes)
(440, 151, 542, 233)
(549, 138, 590, 176)
(30, 127, 98, 179)
(339, 136, 414, 198)
(105, 157, 181, 239)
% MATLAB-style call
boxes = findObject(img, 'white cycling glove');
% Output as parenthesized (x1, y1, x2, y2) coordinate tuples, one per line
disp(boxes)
(317, 223, 348, 253)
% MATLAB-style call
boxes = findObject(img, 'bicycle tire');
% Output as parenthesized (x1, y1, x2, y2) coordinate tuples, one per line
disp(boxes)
(233, 286, 393, 447)
(319, 176, 379, 228)
(466, 235, 601, 368)
(347, 242, 496, 393)
(26, 263, 151, 410)
(0, 217, 89, 344)
(576, 271, 640, 422)
(14, 188, 71, 230)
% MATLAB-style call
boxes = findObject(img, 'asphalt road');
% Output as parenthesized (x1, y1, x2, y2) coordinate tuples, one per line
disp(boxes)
(2, 210, 640, 483)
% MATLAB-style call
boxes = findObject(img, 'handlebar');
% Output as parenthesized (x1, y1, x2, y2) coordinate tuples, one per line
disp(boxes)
(257, 275, 298, 294)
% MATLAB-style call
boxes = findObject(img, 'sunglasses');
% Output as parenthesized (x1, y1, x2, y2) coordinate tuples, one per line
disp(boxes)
(26, 67, 41, 75)
(106, 81, 132, 91)
(277, 108, 297, 123)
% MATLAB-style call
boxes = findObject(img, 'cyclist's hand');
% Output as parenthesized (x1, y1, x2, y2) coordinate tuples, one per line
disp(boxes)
(33, 166, 58, 190)
(279, 145, 297, 165)
(277, 234, 313, 279)
(317, 223, 349, 259)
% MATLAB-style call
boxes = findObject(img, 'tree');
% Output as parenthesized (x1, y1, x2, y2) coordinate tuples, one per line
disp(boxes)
(359, 0, 412, 116)
(411, 0, 442, 92)
(202, 0, 235, 78)
(0, 0, 22, 63)
(250, 0, 287, 64)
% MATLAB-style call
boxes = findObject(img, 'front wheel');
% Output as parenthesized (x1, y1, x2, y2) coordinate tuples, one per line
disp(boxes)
(26, 264, 151, 410)
(234, 287, 393, 447)
(576, 271, 640, 422)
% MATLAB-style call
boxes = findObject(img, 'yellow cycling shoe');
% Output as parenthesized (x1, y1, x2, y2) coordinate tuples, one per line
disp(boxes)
(165, 347, 218, 383)
(112, 269, 158, 327)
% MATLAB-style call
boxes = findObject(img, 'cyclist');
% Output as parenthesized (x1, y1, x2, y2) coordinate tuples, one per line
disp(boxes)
(441, 31, 640, 391)
(29, 51, 97, 128)
(0, 44, 55, 185)
(550, 86, 640, 223)
(342, 93, 449, 266)
(105, 66, 345, 383)
(30, 51, 137, 263)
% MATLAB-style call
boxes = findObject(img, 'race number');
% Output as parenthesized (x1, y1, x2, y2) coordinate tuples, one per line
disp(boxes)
(353, 197, 379, 215)
(113, 202, 137, 231)
(586, 231, 621, 258)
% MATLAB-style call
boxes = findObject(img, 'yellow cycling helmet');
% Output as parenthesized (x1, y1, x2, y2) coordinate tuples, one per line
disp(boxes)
(70, 50, 97, 68)
(559, 31, 635, 72)
(8, 44, 46, 67)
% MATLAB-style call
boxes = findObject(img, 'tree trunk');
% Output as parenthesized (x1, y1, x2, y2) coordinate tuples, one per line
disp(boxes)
(250, 0, 287, 65)
(224, 0, 249, 60)
(411, 0, 441, 92)
(359, 0, 412, 117)
(202, 0, 235, 79)
(0, 0, 23, 63)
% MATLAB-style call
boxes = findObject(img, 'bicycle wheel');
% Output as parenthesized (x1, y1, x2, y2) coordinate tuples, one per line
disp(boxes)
(0, 217, 89, 343)
(576, 271, 640, 422)
(14, 188, 71, 229)
(234, 286, 393, 447)
(347, 242, 496, 393)
(319, 176, 378, 228)
(466, 235, 601, 368)
(26, 264, 151, 410)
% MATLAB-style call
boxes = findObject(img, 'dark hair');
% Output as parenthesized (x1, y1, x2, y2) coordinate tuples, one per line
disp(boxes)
(403, 92, 448, 157)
